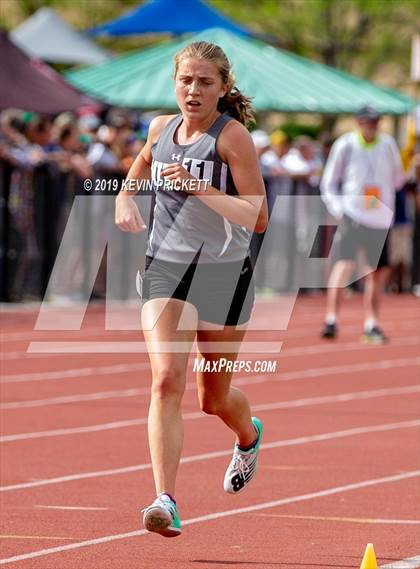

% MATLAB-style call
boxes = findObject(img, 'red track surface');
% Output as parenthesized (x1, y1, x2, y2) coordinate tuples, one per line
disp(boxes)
(1, 294, 419, 568)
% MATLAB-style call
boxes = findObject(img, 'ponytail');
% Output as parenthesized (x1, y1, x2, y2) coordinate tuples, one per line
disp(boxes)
(218, 83, 254, 127)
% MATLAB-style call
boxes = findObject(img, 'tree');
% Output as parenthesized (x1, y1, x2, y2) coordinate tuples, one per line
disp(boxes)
(212, 0, 419, 87)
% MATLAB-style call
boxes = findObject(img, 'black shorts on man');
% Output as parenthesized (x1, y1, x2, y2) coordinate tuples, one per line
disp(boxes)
(338, 214, 389, 268)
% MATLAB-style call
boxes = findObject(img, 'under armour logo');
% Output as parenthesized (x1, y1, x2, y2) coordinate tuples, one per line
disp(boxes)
(171, 153, 181, 161)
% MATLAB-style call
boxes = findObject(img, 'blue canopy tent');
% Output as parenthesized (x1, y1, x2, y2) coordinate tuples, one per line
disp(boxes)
(88, 0, 251, 37)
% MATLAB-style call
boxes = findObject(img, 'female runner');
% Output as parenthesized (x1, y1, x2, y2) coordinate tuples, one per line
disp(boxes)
(115, 41, 268, 538)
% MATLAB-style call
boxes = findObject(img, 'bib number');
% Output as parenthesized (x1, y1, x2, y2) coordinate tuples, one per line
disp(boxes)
(363, 185, 381, 209)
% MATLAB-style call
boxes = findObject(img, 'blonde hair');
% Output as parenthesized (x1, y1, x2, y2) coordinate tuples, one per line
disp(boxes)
(173, 41, 254, 127)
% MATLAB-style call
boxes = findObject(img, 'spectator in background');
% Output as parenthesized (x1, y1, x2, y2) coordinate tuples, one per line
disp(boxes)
(113, 131, 145, 173)
(258, 131, 293, 292)
(261, 130, 292, 211)
(281, 135, 315, 183)
(278, 135, 324, 290)
(320, 105, 405, 343)
(400, 109, 420, 297)
(315, 133, 338, 263)
(0, 107, 148, 301)
(0, 111, 45, 168)
(0, 110, 27, 149)
(294, 135, 323, 191)
(56, 122, 92, 180)
(319, 132, 335, 165)
(261, 130, 290, 177)
(250, 129, 271, 288)
(388, 186, 412, 293)
(408, 150, 420, 297)
(86, 124, 124, 298)
(87, 124, 122, 176)
(78, 112, 101, 142)
(251, 129, 270, 174)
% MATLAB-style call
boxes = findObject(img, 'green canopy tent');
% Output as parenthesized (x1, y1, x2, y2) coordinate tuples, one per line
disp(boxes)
(66, 28, 412, 114)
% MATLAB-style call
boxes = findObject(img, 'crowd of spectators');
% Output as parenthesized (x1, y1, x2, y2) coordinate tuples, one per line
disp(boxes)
(0, 107, 419, 301)
(0, 107, 146, 182)
(249, 124, 419, 296)
(0, 107, 147, 301)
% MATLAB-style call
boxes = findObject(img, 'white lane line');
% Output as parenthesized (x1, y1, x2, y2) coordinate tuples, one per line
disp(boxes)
(0, 373, 272, 409)
(27, 341, 283, 353)
(2, 313, 418, 343)
(0, 535, 78, 541)
(0, 377, 270, 410)
(2, 419, 418, 492)
(2, 336, 418, 380)
(0, 470, 418, 566)
(2, 324, 417, 360)
(381, 557, 420, 568)
(1, 384, 418, 444)
(26, 319, 420, 351)
(281, 336, 419, 356)
(2, 356, 419, 410)
(34, 506, 108, 511)
(0, 362, 151, 384)
(1, 388, 149, 410)
(253, 385, 420, 413)
(278, 357, 420, 383)
(0, 418, 147, 443)
(0, 326, 134, 343)
(254, 513, 420, 524)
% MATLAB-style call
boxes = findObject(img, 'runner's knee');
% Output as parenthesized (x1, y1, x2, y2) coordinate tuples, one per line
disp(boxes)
(151, 368, 184, 401)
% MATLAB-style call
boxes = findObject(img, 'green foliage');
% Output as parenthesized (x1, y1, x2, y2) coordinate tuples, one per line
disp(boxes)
(277, 121, 322, 140)
(211, 0, 419, 85)
(1, 0, 418, 88)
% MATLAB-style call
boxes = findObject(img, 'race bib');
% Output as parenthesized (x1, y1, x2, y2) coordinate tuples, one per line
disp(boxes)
(363, 185, 381, 209)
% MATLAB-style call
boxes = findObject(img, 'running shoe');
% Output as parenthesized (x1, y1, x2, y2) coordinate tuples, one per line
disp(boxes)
(321, 322, 337, 339)
(142, 493, 181, 538)
(361, 326, 388, 344)
(224, 417, 263, 494)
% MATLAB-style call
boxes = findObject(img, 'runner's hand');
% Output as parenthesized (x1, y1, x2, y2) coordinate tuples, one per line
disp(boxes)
(161, 163, 201, 194)
(115, 194, 146, 233)
(161, 163, 195, 181)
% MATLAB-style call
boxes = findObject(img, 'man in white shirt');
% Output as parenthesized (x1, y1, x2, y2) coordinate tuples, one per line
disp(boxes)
(320, 106, 405, 342)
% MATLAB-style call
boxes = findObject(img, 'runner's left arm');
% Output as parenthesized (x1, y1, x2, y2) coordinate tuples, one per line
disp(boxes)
(161, 121, 268, 233)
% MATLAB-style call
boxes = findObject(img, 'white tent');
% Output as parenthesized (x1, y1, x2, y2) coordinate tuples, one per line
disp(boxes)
(11, 7, 109, 65)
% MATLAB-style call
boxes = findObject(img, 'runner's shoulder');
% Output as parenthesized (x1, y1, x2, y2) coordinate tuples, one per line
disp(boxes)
(218, 118, 253, 163)
(148, 114, 178, 145)
(221, 118, 250, 141)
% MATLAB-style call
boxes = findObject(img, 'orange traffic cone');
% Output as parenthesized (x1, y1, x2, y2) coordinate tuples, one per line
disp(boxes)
(360, 543, 378, 569)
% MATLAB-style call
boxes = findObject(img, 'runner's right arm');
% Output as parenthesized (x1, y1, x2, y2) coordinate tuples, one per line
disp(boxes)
(115, 115, 175, 233)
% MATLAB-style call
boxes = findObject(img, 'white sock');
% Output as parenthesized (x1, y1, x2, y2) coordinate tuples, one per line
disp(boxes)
(364, 317, 377, 332)
(325, 313, 336, 325)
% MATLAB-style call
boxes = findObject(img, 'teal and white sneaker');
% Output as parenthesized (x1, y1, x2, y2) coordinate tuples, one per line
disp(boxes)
(142, 493, 181, 538)
(224, 417, 263, 494)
